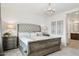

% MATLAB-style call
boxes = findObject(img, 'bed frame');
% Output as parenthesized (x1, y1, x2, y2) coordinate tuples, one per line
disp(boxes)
(17, 23, 61, 56)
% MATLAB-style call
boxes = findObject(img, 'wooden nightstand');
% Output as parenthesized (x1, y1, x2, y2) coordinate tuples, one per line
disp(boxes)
(2, 36, 18, 51)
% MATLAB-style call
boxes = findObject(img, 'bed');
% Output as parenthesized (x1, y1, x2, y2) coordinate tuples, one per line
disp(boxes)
(17, 23, 61, 56)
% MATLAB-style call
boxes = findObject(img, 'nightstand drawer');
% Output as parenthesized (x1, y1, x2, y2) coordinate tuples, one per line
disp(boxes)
(2, 36, 18, 51)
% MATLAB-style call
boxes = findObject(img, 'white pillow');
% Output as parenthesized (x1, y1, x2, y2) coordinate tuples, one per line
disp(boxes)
(36, 32, 43, 36)
(30, 32, 37, 37)
(19, 32, 31, 38)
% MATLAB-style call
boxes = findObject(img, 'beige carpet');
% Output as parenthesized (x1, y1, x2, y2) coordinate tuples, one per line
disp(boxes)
(4, 49, 22, 56)
(48, 47, 79, 56)
(4, 47, 79, 56)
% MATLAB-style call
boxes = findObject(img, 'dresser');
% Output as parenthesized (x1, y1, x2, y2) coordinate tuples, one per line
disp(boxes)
(71, 33, 79, 40)
(2, 36, 18, 51)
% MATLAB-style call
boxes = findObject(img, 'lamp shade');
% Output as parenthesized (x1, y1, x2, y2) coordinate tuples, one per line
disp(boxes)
(6, 24, 15, 29)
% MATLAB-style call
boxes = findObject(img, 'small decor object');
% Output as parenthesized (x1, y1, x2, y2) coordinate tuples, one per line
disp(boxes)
(41, 25, 48, 33)
(43, 33, 50, 36)
(3, 32, 11, 37)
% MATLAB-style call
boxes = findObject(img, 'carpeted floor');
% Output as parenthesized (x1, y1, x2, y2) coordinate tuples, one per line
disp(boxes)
(4, 47, 79, 56)
(48, 47, 79, 56)
(4, 48, 22, 56)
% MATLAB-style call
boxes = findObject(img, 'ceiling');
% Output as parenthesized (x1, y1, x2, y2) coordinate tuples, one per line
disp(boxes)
(1, 3, 79, 24)
(1, 3, 79, 14)
(68, 10, 79, 22)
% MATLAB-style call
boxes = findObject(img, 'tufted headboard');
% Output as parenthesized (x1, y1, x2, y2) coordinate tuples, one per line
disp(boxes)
(17, 23, 41, 32)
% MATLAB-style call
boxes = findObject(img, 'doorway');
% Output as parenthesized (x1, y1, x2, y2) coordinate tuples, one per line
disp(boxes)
(67, 11, 79, 48)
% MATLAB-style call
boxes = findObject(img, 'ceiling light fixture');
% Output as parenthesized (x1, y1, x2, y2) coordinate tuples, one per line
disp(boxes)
(45, 3, 55, 16)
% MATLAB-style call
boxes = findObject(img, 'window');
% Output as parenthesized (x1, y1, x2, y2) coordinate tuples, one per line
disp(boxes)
(51, 20, 63, 35)
(51, 21, 56, 34)
(57, 20, 63, 35)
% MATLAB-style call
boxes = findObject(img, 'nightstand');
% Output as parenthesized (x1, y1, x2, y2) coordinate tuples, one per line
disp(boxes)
(2, 36, 18, 51)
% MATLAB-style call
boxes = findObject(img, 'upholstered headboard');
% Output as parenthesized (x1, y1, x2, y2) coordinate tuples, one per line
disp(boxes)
(17, 23, 41, 32)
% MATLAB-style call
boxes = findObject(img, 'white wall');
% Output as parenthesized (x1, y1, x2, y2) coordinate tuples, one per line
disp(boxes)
(45, 13, 67, 46)
(1, 3, 48, 24)
(1, 3, 48, 35)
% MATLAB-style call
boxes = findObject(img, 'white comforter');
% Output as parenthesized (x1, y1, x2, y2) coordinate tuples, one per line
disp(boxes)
(28, 36, 56, 42)
(20, 36, 60, 43)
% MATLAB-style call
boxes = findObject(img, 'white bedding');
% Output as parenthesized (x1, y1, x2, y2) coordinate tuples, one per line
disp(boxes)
(19, 37, 29, 53)
(28, 36, 53, 42)
(19, 36, 49, 43)
(19, 35, 60, 44)
(19, 37, 28, 45)
(19, 33, 60, 54)
(19, 36, 60, 42)
(19, 32, 61, 44)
